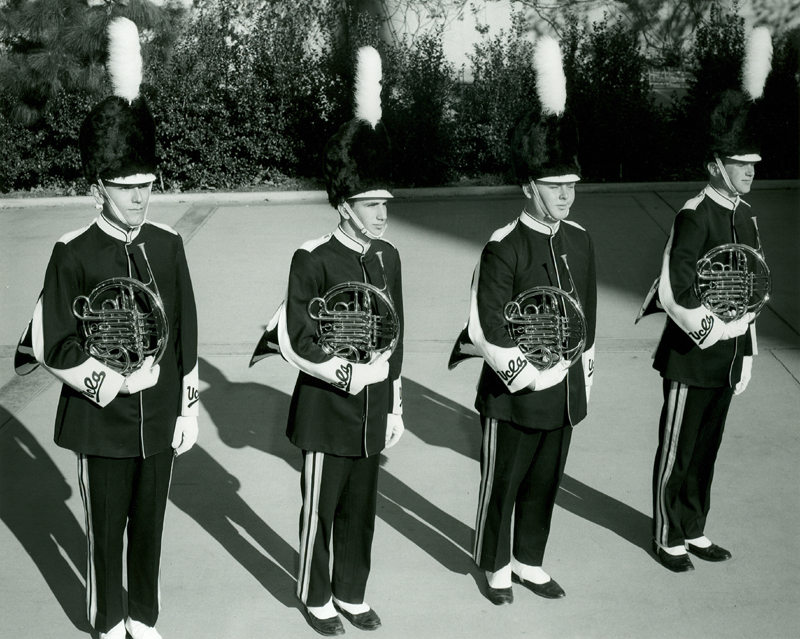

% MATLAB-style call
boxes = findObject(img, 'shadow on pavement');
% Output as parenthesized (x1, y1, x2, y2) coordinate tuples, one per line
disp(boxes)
(402, 378, 653, 554)
(556, 475, 652, 552)
(0, 406, 91, 633)
(198, 358, 480, 585)
(168, 444, 300, 610)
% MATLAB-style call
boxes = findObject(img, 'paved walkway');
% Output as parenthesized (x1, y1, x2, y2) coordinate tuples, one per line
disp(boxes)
(1, 184, 798, 639)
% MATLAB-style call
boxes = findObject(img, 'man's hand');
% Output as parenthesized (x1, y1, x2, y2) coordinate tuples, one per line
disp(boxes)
(348, 351, 391, 395)
(367, 350, 392, 383)
(720, 312, 755, 341)
(529, 360, 569, 392)
(385, 413, 404, 449)
(734, 356, 753, 396)
(120, 356, 160, 394)
(172, 416, 198, 455)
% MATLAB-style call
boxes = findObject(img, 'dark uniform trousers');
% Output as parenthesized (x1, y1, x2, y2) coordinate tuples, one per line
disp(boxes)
(297, 451, 380, 607)
(652, 380, 733, 549)
(474, 417, 572, 572)
(78, 450, 174, 633)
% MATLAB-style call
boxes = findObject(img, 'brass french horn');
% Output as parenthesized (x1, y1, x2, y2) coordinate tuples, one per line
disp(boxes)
(449, 254, 587, 371)
(503, 254, 586, 370)
(308, 252, 398, 363)
(72, 244, 168, 374)
(694, 217, 771, 321)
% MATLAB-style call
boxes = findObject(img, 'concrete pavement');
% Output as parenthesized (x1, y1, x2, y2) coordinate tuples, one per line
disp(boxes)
(1, 184, 798, 639)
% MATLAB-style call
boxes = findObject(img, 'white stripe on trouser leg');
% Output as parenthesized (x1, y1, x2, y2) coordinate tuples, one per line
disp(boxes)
(655, 382, 687, 547)
(473, 417, 497, 562)
(297, 452, 324, 604)
(77, 454, 98, 627)
(156, 455, 175, 614)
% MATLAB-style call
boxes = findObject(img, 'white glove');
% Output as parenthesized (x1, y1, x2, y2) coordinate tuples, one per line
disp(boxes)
(720, 312, 755, 341)
(367, 349, 392, 383)
(529, 360, 569, 392)
(172, 415, 198, 455)
(348, 351, 391, 395)
(385, 413, 404, 449)
(121, 356, 160, 394)
(734, 356, 753, 396)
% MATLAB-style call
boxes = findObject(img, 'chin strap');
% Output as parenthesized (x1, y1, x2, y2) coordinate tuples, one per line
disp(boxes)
(527, 181, 559, 225)
(338, 200, 386, 240)
(97, 179, 150, 232)
(713, 154, 740, 198)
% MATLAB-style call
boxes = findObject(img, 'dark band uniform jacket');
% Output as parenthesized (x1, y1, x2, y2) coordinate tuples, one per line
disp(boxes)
(471, 212, 597, 429)
(278, 227, 403, 457)
(31, 215, 199, 457)
(654, 185, 757, 388)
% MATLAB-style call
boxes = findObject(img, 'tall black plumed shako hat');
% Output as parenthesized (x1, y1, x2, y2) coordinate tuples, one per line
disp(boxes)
(324, 46, 392, 207)
(79, 17, 156, 184)
(510, 36, 580, 184)
(707, 26, 772, 163)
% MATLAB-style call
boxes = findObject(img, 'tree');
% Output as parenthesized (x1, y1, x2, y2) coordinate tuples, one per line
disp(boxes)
(457, 9, 538, 176)
(674, 0, 745, 172)
(565, 11, 660, 181)
(0, 0, 184, 123)
(498, 0, 717, 66)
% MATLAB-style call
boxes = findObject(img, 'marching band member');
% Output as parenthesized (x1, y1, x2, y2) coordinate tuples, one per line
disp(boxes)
(450, 37, 596, 605)
(637, 27, 772, 573)
(255, 47, 403, 636)
(14, 18, 199, 639)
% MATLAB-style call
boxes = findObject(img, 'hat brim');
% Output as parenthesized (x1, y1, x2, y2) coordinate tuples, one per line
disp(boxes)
(723, 154, 762, 163)
(535, 174, 581, 184)
(348, 189, 393, 200)
(103, 173, 156, 185)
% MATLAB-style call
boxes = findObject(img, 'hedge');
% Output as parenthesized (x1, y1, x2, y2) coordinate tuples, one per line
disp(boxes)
(0, 3, 797, 194)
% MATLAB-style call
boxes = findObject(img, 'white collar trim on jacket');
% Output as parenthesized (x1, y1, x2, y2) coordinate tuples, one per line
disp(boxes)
(520, 210, 559, 235)
(97, 213, 141, 243)
(334, 225, 369, 254)
(704, 183, 750, 211)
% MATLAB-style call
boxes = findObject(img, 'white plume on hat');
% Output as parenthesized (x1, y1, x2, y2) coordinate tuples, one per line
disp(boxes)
(354, 46, 382, 128)
(534, 35, 567, 117)
(106, 17, 142, 104)
(741, 26, 772, 101)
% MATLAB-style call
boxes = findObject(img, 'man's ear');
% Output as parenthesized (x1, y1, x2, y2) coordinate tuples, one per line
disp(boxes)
(90, 184, 104, 209)
(338, 202, 352, 219)
(706, 161, 719, 177)
(521, 183, 533, 200)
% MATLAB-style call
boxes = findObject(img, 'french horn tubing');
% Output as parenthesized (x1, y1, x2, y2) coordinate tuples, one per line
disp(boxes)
(72, 243, 169, 375)
(503, 254, 587, 370)
(694, 217, 771, 321)
(308, 252, 398, 363)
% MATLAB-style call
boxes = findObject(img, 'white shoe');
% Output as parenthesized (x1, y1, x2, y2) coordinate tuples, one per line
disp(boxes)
(126, 618, 163, 639)
(99, 620, 126, 639)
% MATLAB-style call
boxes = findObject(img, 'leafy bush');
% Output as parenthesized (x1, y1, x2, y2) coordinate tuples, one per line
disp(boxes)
(0, 0, 797, 194)
(0, 88, 93, 193)
(148, 0, 331, 191)
(382, 29, 460, 187)
(564, 13, 662, 182)
(757, 26, 800, 179)
(455, 10, 537, 179)
(672, 0, 746, 175)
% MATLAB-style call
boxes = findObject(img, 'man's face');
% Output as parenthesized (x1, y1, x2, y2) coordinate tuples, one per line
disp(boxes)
(534, 181, 576, 222)
(720, 158, 756, 195)
(348, 198, 388, 238)
(103, 181, 153, 228)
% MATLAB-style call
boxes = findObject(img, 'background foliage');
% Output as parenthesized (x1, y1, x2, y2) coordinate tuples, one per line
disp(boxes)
(0, 0, 797, 194)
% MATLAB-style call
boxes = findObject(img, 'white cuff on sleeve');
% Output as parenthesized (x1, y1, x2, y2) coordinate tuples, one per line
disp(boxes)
(582, 344, 595, 388)
(392, 376, 403, 415)
(181, 361, 200, 416)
